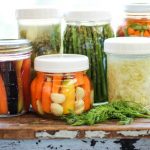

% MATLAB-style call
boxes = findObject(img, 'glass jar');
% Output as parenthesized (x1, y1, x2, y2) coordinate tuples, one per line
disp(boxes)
(0, 39, 32, 116)
(16, 8, 62, 68)
(117, 3, 150, 37)
(31, 54, 93, 117)
(104, 37, 150, 107)
(63, 11, 114, 103)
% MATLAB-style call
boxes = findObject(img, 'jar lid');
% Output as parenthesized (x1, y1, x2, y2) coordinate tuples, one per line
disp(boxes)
(125, 3, 150, 13)
(34, 54, 89, 73)
(0, 39, 32, 54)
(16, 8, 61, 19)
(64, 10, 111, 23)
(104, 37, 150, 55)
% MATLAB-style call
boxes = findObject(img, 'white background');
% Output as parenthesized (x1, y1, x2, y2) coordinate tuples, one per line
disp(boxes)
(0, 0, 149, 39)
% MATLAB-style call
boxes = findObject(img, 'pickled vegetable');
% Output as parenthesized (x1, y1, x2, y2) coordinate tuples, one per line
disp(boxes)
(107, 56, 150, 106)
(0, 59, 31, 115)
(117, 19, 150, 37)
(19, 24, 61, 66)
(31, 72, 93, 116)
(63, 24, 114, 102)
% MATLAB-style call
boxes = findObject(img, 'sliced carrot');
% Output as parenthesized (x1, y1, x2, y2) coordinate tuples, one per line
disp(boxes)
(82, 75, 91, 111)
(35, 72, 45, 101)
(0, 74, 8, 114)
(42, 77, 52, 113)
(52, 74, 63, 93)
(74, 72, 84, 86)
(134, 30, 141, 36)
(143, 30, 150, 37)
(127, 27, 135, 35)
(21, 58, 31, 112)
(31, 77, 37, 111)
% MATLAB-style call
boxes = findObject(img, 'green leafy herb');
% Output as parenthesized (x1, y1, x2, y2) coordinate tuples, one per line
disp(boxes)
(62, 100, 150, 126)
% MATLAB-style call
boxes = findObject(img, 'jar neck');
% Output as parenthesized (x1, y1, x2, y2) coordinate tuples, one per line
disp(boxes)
(66, 21, 110, 26)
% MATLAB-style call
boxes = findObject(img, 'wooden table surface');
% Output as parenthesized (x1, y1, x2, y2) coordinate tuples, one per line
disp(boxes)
(0, 113, 150, 139)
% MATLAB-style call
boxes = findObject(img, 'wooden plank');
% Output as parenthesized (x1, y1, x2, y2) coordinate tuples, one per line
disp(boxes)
(0, 113, 150, 139)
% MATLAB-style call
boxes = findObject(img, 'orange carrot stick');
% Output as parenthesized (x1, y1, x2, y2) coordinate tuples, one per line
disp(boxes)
(35, 72, 45, 101)
(31, 77, 37, 111)
(42, 77, 52, 113)
(127, 27, 135, 35)
(82, 75, 91, 111)
(52, 74, 62, 93)
(143, 30, 150, 37)
(21, 58, 31, 112)
(0, 74, 8, 114)
(74, 72, 84, 86)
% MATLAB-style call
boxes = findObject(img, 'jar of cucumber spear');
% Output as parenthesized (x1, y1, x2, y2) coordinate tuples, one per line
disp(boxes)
(63, 11, 114, 103)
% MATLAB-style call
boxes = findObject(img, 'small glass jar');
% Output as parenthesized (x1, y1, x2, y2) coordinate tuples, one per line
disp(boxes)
(0, 39, 32, 116)
(63, 11, 114, 103)
(16, 8, 62, 67)
(31, 54, 93, 117)
(117, 3, 150, 37)
(104, 37, 150, 107)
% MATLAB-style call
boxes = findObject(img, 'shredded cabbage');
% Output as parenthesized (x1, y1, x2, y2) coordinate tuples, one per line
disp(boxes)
(107, 55, 150, 107)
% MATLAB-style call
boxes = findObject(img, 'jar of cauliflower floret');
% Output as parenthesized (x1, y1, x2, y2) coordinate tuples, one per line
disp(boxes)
(104, 37, 150, 107)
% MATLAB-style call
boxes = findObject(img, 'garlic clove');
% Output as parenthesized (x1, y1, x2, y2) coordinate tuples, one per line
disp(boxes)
(51, 93, 66, 104)
(75, 99, 84, 110)
(51, 103, 63, 116)
(75, 106, 84, 114)
(76, 87, 85, 100)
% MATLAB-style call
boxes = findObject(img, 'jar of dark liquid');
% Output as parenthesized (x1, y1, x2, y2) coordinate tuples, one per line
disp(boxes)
(0, 39, 32, 117)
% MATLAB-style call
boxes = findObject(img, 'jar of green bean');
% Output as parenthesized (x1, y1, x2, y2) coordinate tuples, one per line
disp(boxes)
(63, 11, 114, 103)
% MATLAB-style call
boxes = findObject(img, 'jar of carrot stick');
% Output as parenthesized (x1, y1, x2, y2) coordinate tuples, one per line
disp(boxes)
(31, 54, 93, 117)
(0, 39, 32, 117)
(117, 3, 150, 37)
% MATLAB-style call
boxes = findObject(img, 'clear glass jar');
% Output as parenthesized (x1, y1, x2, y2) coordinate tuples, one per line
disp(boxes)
(104, 37, 150, 107)
(63, 11, 114, 103)
(117, 3, 150, 37)
(31, 54, 93, 117)
(0, 39, 32, 116)
(16, 8, 62, 68)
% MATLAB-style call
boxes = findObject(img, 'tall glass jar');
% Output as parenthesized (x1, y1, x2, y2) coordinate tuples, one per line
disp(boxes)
(31, 54, 93, 117)
(0, 39, 32, 116)
(63, 11, 114, 103)
(117, 3, 150, 37)
(104, 37, 150, 107)
(16, 8, 62, 69)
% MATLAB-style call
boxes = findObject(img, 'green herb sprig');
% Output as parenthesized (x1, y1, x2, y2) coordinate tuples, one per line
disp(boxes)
(62, 101, 150, 126)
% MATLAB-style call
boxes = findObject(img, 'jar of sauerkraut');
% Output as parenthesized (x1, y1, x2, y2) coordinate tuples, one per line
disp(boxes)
(104, 37, 150, 107)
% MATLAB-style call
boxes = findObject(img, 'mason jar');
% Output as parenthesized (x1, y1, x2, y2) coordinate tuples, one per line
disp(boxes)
(117, 3, 150, 37)
(31, 54, 93, 117)
(16, 8, 62, 68)
(104, 37, 150, 107)
(63, 10, 114, 103)
(0, 39, 32, 116)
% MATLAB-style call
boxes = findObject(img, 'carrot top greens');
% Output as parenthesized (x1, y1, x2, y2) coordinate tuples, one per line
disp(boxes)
(62, 100, 150, 126)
